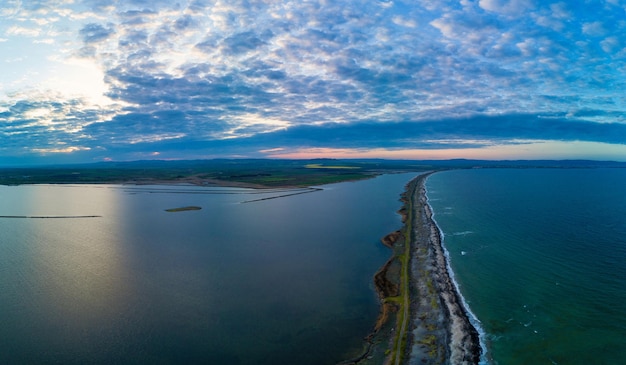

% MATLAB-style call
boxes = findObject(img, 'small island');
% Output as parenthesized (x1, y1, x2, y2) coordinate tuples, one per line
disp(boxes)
(165, 206, 202, 212)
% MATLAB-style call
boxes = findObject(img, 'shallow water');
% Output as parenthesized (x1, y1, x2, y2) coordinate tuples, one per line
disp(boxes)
(427, 168, 626, 365)
(0, 173, 416, 364)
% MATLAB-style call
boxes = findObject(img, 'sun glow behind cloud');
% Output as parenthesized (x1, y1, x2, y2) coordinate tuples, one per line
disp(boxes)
(41, 56, 115, 107)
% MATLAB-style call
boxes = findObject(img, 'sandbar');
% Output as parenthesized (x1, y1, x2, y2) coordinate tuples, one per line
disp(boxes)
(345, 173, 480, 364)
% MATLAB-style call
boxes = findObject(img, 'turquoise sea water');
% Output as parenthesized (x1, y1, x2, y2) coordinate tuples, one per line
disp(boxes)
(426, 168, 626, 365)
(0, 173, 415, 364)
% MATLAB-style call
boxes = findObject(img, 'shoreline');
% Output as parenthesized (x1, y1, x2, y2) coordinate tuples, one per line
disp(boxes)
(417, 176, 482, 364)
(348, 173, 481, 364)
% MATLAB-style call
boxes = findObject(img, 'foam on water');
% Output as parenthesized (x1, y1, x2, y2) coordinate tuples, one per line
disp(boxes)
(452, 231, 474, 236)
(425, 181, 490, 365)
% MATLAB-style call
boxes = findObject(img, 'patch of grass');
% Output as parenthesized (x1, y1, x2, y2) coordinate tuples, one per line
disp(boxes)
(426, 323, 437, 331)
(419, 334, 441, 358)
(418, 334, 437, 346)
(387, 180, 418, 365)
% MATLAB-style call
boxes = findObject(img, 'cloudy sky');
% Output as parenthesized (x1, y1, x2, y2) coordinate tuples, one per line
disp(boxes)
(1, 0, 626, 165)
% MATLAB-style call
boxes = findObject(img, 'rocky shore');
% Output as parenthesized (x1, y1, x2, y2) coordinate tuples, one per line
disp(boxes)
(406, 174, 481, 364)
(346, 173, 481, 365)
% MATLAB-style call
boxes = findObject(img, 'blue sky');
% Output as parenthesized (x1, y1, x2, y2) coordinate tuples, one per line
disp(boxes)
(1, 0, 626, 165)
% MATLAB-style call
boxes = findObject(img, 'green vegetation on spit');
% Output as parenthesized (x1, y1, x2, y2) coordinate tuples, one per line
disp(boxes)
(388, 178, 415, 365)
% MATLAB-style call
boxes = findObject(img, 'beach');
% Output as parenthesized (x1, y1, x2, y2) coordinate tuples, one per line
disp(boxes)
(354, 173, 481, 364)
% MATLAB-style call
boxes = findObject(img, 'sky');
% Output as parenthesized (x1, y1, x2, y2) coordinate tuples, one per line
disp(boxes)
(1, 0, 626, 165)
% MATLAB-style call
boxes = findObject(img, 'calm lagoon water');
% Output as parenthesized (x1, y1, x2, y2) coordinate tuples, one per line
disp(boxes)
(0, 173, 417, 364)
(427, 168, 626, 365)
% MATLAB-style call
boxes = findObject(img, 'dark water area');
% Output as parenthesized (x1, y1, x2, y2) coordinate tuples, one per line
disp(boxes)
(0, 173, 417, 364)
(427, 168, 626, 365)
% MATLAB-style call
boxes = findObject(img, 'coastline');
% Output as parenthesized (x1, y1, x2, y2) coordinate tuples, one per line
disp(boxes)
(348, 173, 481, 364)
(417, 176, 482, 364)
(4, 169, 483, 363)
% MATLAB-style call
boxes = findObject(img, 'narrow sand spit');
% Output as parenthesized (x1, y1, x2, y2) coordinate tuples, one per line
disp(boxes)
(345, 174, 481, 365)
(405, 174, 481, 364)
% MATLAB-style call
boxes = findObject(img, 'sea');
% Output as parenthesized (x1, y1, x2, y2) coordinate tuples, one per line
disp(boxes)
(426, 168, 626, 365)
(4, 168, 624, 365)
(0, 173, 416, 365)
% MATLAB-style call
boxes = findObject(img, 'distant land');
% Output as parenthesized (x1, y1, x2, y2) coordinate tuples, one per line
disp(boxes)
(1, 159, 625, 187)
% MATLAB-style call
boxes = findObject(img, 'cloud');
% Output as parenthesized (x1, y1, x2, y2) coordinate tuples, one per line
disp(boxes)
(582, 21, 606, 37)
(79, 23, 115, 43)
(600, 37, 621, 53)
(1, 87, 109, 165)
(1, 0, 626, 163)
(392, 16, 417, 28)
(479, 0, 534, 15)
(253, 114, 626, 149)
(6, 26, 41, 37)
(222, 31, 271, 55)
(76, 113, 626, 158)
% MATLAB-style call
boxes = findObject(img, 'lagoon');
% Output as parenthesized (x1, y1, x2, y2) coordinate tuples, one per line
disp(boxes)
(0, 173, 416, 364)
